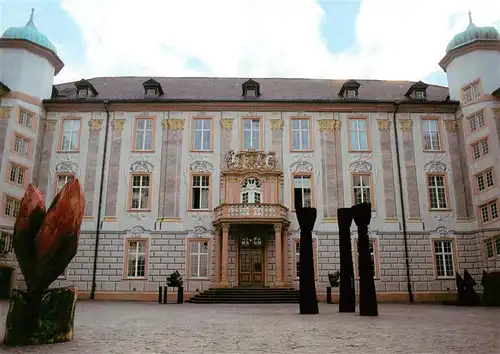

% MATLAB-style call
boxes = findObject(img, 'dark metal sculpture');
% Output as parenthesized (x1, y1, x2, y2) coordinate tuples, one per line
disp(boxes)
(337, 207, 355, 313)
(352, 202, 378, 316)
(482, 270, 500, 307)
(296, 207, 319, 315)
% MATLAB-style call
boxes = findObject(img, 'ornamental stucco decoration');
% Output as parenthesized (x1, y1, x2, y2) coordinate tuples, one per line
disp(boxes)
(289, 161, 314, 173)
(192, 226, 207, 238)
(130, 225, 147, 236)
(225, 149, 277, 172)
(54, 161, 78, 174)
(423, 161, 447, 173)
(190, 160, 214, 173)
(130, 161, 154, 173)
(349, 160, 373, 173)
(127, 213, 147, 221)
(433, 226, 450, 237)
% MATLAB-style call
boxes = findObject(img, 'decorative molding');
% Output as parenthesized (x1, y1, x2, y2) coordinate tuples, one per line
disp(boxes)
(166, 119, 185, 131)
(88, 119, 104, 131)
(432, 226, 450, 237)
(220, 118, 234, 130)
(138, 111, 150, 117)
(127, 225, 147, 237)
(186, 213, 206, 222)
(398, 119, 413, 131)
(376, 119, 391, 130)
(423, 161, 447, 173)
(192, 226, 207, 238)
(221, 223, 230, 230)
(493, 108, 500, 120)
(318, 119, 341, 131)
(45, 120, 57, 131)
(190, 160, 214, 173)
(127, 213, 147, 221)
(0, 107, 12, 119)
(54, 161, 78, 174)
(349, 160, 373, 173)
(225, 149, 277, 172)
(130, 161, 154, 173)
(273, 223, 282, 231)
(289, 161, 314, 173)
(269, 119, 284, 131)
(197, 112, 209, 117)
(434, 212, 454, 225)
(243, 111, 258, 117)
(111, 119, 125, 131)
(444, 120, 458, 132)
(295, 112, 307, 117)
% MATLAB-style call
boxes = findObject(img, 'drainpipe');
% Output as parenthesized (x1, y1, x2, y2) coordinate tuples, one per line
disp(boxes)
(392, 101, 414, 303)
(90, 99, 111, 300)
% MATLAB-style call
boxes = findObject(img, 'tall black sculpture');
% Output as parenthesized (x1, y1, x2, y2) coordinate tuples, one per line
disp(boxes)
(296, 207, 319, 315)
(352, 202, 378, 316)
(337, 208, 355, 313)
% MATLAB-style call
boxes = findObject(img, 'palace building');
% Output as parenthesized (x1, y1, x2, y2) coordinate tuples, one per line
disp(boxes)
(0, 11, 500, 301)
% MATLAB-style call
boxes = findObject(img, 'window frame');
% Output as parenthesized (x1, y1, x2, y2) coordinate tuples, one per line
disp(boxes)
(432, 238, 457, 279)
(291, 173, 315, 211)
(292, 238, 318, 281)
(461, 79, 482, 105)
(484, 235, 500, 260)
(11, 133, 32, 158)
(54, 173, 74, 196)
(240, 117, 262, 151)
(187, 238, 210, 279)
(475, 168, 495, 194)
(348, 117, 371, 152)
(467, 110, 485, 134)
(353, 238, 380, 279)
(351, 172, 374, 207)
(132, 117, 156, 152)
(17, 108, 35, 130)
(127, 173, 152, 211)
(6, 161, 28, 187)
(3, 194, 21, 219)
(58, 118, 82, 153)
(123, 238, 149, 280)
(189, 173, 212, 211)
(289, 116, 312, 152)
(191, 117, 213, 152)
(471, 137, 489, 161)
(426, 173, 450, 211)
(421, 117, 443, 152)
(479, 199, 499, 224)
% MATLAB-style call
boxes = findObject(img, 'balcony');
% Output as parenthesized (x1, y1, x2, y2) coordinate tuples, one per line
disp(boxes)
(213, 203, 290, 225)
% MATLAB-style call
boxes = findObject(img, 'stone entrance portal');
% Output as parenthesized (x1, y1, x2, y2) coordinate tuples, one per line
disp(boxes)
(239, 236, 265, 286)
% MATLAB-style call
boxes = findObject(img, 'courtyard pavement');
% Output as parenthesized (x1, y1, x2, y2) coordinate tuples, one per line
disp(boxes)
(0, 301, 499, 353)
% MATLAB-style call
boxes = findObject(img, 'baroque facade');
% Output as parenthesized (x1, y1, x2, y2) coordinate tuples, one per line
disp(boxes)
(1, 11, 500, 301)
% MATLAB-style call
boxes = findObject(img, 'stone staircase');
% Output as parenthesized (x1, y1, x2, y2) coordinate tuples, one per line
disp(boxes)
(187, 287, 300, 304)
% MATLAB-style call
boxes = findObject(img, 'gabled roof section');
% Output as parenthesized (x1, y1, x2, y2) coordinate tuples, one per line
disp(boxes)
(242, 78, 261, 97)
(51, 85, 59, 99)
(338, 79, 360, 96)
(0, 81, 10, 96)
(142, 78, 164, 95)
(404, 80, 429, 97)
(75, 78, 98, 96)
(492, 87, 500, 97)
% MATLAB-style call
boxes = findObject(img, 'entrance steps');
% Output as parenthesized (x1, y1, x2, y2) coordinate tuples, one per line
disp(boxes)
(187, 287, 299, 304)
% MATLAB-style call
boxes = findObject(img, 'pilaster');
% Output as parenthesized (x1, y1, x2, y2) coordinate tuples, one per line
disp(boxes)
(0, 107, 12, 181)
(377, 119, 397, 219)
(274, 223, 283, 286)
(162, 118, 184, 218)
(219, 118, 233, 203)
(221, 223, 230, 287)
(104, 118, 124, 220)
(83, 118, 104, 217)
(36, 120, 56, 198)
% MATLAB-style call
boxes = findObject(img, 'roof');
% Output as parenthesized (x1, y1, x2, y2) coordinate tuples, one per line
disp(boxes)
(51, 77, 451, 103)
(1, 9, 57, 54)
(0, 81, 10, 95)
(446, 15, 500, 53)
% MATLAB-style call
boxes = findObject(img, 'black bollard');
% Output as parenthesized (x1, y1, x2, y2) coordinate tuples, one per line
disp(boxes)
(352, 202, 378, 316)
(338, 207, 356, 313)
(163, 286, 168, 304)
(296, 207, 319, 315)
(158, 286, 163, 304)
(177, 286, 184, 304)
(326, 287, 332, 304)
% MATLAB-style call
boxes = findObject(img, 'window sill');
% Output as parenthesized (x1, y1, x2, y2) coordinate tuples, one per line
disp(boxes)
(436, 276, 455, 280)
(481, 217, 500, 226)
(422, 149, 446, 153)
(124, 277, 148, 281)
(348, 149, 372, 153)
(188, 209, 212, 213)
(126, 209, 152, 213)
(186, 277, 210, 281)
(290, 149, 314, 153)
(189, 149, 214, 153)
(130, 150, 155, 153)
(56, 150, 80, 154)
(429, 208, 452, 212)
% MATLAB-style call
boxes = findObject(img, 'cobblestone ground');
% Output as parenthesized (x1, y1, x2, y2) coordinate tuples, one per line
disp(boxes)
(0, 301, 499, 353)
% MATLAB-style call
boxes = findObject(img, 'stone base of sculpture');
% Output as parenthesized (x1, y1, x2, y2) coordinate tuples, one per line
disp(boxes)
(4, 286, 77, 346)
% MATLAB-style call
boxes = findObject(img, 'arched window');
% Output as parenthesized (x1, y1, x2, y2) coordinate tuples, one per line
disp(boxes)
(241, 178, 262, 204)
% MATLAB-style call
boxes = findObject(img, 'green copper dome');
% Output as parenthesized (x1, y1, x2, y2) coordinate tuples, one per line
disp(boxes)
(446, 13, 500, 53)
(1, 9, 57, 53)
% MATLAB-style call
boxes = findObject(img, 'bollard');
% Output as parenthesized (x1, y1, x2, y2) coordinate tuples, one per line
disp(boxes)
(177, 286, 184, 304)
(163, 286, 168, 304)
(158, 286, 163, 304)
(326, 287, 332, 304)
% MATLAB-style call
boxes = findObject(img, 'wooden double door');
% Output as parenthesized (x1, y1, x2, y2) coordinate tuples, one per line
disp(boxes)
(238, 236, 265, 286)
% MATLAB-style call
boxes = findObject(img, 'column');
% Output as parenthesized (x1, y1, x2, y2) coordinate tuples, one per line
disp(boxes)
(282, 227, 289, 285)
(104, 119, 124, 219)
(36, 120, 56, 198)
(398, 119, 421, 219)
(274, 224, 283, 286)
(0, 107, 12, 179)
(377, 119, 397, 220)
(221, 223, 230, 287)
(212, 227, 221, 285)
(83, 119, 103, 217)
(162, 119, 184, 218)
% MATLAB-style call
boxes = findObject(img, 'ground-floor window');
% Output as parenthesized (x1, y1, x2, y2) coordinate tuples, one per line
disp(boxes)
(189, 239, 209, 278)
(484, 235, 500, 259)
(126, 239, 148, 279)
(354, 238, 379, 279)
(434, 240, 455, 278)
(293, 239, 317, 280)
(0, 231, 13, 253)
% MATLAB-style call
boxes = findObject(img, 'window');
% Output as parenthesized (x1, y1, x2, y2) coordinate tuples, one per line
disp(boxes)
(484, 235, 500, 259)
(354, 238, 378, 279)
(352, 174, 372, 205)
(241, 178, 262, 204)
(422, 119, 442, 151)
(60, 119, 81, 152)
(189, 240, 209, 278)
(134, 118, 154, 151)
(242, 118, 260, 150)
(193, 119, 212, 151)
(0, 232, 13, 253)
(479, 200, 499, 224)
(8, 163, 26, 186)
(468, 111, 485, 132)
(13, 135, 30, 157)
(463, 82, 480, 104)
(415, 90, 425, 99)
(18, 109, 33, 129)
(293, 175, 312, 209)
(129, 174, 151, 210)
(4, 197, 20, 218)
(434, 240, 455, 278)
(471, 138, 489, 160)
(291, 118, 310, 151)
(294, 239, 317, 279)
(427, 174, 448, 210)
(146, 88, 157, 97)
(55, 174, 73, 194)
(346, 89, 358, 98)
(191, 175, 210, 210)
(126, 239, 147, 278)
(476, 169, 494, 192)
(348, 118, 369, 151)
(77, 88, 88, 98)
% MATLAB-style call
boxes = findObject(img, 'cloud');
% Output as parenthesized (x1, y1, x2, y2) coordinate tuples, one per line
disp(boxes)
(58, 0, 500, 85)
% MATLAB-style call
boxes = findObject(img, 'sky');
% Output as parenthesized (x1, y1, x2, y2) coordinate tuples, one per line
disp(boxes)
(1, 0, 499, 86)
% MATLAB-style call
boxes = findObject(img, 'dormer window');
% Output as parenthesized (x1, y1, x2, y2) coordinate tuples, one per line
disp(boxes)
(415, 90, 425, 99)
(146, 88, 158, 97)
(338, 80, 360, 99)
(405, 81, 428, 100)
(242, 79, 261, 98)
(142, 78, 164, 98)
(74, 79, 98, 99)
(77, 88, 88, 98)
